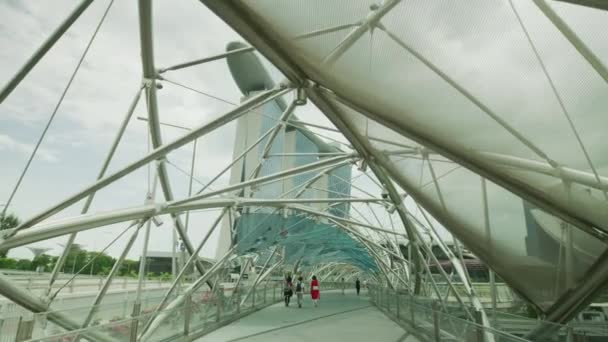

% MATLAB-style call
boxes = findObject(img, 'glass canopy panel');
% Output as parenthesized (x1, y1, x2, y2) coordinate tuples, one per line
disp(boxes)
(329, 98, 606, 310)
(232, 97, 377, 271)
(237, 0, 608, 235)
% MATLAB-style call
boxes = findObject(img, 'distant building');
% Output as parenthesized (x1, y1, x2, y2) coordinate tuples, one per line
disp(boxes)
(142, 251, 173, 274)
(142, 251, 214, 275)
(213, 42, 375, 272)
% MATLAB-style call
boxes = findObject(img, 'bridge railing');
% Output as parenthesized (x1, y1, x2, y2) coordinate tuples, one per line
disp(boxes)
(369, 285, 531, 342)
(1, 281, 343, 341)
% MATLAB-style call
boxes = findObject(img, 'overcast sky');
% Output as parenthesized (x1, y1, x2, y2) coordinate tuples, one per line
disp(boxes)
(0, 0, 364, 261)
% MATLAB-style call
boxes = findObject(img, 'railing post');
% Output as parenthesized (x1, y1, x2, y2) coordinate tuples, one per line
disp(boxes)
(572, 331, 588, 342)
(432, 301, 441, 342)
(131, 301, 141, 328)
(273, 283, 276, 301)
(386, 288, 390, 312)
(252, 286, 256, 308)
(566, 324, 574, 342)
(236, 289, 241, 314)
(14, 316, 34, 342)
(216, 291, 221, 323)
(129, 316, 139, 342)
(263, 283, 267, 304)
(410, 293, 415, 326)
(183, 294, 191, 336)
(475, 309, 484, 342)
(220, 284, 226, 321)
(395, 290, 400, 319)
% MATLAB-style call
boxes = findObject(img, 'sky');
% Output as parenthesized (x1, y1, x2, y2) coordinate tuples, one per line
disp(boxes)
(0, 0, 374, 261)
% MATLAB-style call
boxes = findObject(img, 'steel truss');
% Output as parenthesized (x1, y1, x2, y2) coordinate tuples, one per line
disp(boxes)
(0, 1, 606, 341)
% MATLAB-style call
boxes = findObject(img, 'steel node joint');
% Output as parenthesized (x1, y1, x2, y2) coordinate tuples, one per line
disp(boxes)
(142, 77, 162, 89)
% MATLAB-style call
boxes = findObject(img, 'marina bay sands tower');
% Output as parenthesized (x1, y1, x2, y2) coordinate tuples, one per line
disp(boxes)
(214, 42, 375, 272)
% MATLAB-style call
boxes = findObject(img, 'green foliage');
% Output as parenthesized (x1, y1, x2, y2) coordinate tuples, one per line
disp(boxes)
(0, 213, 19, 231)
(119, 259, 139, 277)
(15, 259, 32, 270)
(0, 213, 20, 258)
(0, 257, 17, 269)
(83, 251, 115, 275)
(32, 254, 52, 272)
(0, 221, 140, 276)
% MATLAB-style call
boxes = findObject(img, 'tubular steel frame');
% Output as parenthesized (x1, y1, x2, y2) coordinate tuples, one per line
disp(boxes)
(0, 1, 606, 341)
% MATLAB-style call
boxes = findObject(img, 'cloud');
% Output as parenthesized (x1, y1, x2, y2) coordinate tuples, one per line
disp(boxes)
(0, 134, 59, 162)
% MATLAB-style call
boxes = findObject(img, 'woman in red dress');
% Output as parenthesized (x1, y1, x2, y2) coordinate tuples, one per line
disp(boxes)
(310, 275, 320, 307)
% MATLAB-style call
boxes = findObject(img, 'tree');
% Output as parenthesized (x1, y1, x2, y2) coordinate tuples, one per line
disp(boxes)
(0, 213, 19, 230)
(0, 213, 20, 258)
(32, 253, 53, 272)
(0, 257, 17, 269)
(84, 251, 115, 275)
(15, 259, 32, 271)
(119, 259, 138, 277)
(63, 245, 88, 274)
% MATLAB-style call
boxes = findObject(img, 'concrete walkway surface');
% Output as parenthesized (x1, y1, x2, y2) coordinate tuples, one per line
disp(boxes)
(196, 289, 419, 342)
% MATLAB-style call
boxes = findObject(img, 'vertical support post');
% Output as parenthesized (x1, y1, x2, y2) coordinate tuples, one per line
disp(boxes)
(482, 177, 498, 325)
(15, 316, 34, 342)
(572, 331, 588, 342)
(129, 316, 138, 342)
(410, 293, 415, 325)
(475, 309, 485, 342)
(131, 302, 141, 318)
(136, 181, 156, 307)
(236, 289, 241, 314)
(215, 286, 221, 323)
(489, 269, 497, 323)
(395, 289, 400, 319)
(263, 282, 267, 304)
(273, 283, 276, 301)
(183, 294, 191, 336)
(432, 301, 441, 342)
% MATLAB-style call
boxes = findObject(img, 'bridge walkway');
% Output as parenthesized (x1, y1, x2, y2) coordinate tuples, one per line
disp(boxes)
(196, 289, 419, 342)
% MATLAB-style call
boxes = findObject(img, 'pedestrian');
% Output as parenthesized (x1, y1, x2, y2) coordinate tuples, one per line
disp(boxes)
(295, 276, 305, 308)
(355, 278, 361, 295)
(284, 276, 293, 307)
(341, 277, 345, 295)
(310, 275, 320, 307)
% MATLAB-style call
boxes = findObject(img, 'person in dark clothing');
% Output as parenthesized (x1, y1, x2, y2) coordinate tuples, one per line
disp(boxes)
(355, 278, 361, 295)
(284, 276, 293, 306)
(295, 276, 305, 308)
